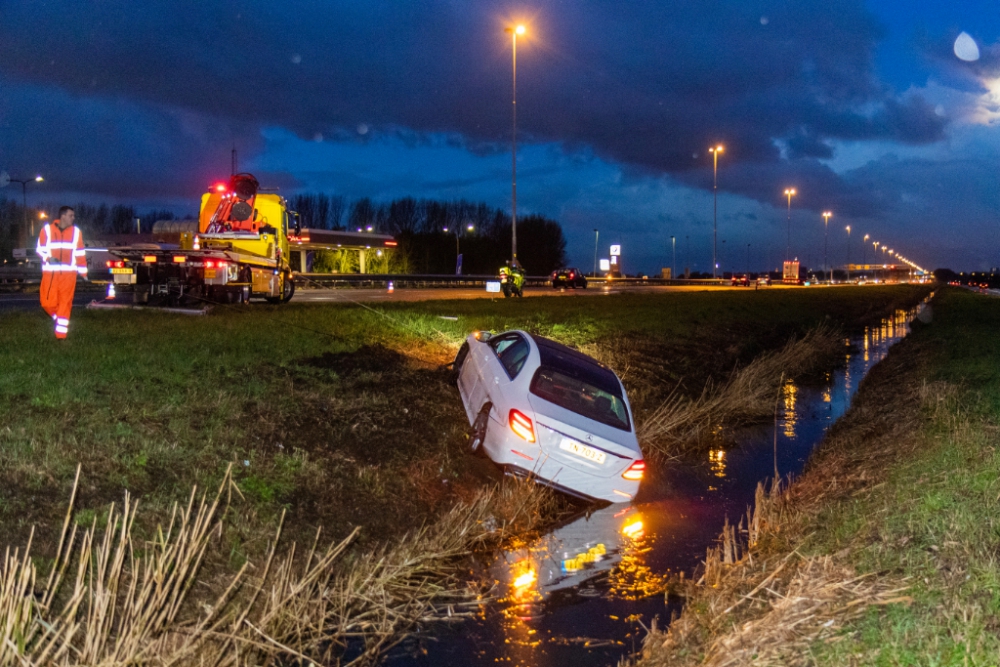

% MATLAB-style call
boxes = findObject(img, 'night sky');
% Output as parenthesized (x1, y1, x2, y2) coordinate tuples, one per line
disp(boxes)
(2, 0, 998, 272)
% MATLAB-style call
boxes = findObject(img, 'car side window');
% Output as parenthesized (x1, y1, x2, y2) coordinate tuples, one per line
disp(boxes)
(491, 334, 531, 379)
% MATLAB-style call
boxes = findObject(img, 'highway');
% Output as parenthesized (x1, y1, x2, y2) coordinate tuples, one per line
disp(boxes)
(0, 282, 772, 313)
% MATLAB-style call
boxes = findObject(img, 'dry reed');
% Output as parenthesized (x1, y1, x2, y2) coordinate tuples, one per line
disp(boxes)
(0, 465, 553, 666)
(638, 325, 843, 454)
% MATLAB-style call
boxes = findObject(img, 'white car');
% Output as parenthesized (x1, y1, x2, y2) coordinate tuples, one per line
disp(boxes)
(453, 330, 644, 503)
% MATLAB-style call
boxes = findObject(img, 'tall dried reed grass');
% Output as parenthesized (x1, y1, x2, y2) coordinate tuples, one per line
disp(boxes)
(0, 465, 553, 666)
(638, 325, 843, 454)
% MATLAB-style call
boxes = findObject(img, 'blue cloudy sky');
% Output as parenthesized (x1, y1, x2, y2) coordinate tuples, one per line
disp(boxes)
(1, 0, 999, 272)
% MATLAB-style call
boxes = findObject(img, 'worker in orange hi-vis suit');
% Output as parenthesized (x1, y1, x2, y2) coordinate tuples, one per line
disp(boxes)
(37, 206, 87, 340)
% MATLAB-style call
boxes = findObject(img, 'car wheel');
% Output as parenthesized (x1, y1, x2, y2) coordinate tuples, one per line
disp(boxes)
(468, 404, 491, 455)
(450, 341, 470, 385)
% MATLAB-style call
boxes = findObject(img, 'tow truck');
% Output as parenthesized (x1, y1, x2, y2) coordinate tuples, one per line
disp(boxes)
(107, 174, 297, 305)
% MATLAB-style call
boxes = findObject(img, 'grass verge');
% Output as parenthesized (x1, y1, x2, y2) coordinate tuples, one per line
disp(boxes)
(631, 287, 1000, 666)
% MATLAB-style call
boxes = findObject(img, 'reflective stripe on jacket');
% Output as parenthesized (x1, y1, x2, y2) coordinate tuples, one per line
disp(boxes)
(37, 223, 87, 274)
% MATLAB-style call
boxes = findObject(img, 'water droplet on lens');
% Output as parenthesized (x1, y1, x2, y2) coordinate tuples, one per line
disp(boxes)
(291, 54, 302, 64)
(954, 32, 979, 62)
(357, 124, 369, 135)
(760, 16, 769, 25)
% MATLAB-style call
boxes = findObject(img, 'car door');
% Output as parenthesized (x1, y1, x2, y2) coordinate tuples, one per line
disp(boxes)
(486, 333, 532, 425)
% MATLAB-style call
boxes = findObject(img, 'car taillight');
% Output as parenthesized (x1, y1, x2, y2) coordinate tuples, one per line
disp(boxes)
(173, 256, 186, 263)
(569, 272, 575, 278)
(509, 410, 535, 443)
(217, 261, 228, 268)
(105, 260, 125, 268)
(205, 260, 215, 268)
(143, 255, 157, 263)
(622, 460, 645, 481)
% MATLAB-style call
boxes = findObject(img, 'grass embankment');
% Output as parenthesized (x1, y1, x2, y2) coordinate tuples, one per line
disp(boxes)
(0, 286, 928, 662)
(634, 287, 1000, 666)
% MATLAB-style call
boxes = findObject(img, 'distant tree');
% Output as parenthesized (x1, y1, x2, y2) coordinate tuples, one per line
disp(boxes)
(348, 198, 376, 231)
(933, 268, 958, 283)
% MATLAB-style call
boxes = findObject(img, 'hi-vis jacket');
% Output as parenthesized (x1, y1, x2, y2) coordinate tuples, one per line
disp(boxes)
(36, 223, 87, 275)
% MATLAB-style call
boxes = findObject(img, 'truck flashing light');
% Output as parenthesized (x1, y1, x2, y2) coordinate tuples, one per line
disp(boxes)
(105, 260, 125, 268)
(622, 460, 645, 481)
(509, 409, 536, 443)
(214, 183, 227, 192)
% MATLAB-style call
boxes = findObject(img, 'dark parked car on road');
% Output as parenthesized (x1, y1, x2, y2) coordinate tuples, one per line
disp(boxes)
(551, 268, 588, 289)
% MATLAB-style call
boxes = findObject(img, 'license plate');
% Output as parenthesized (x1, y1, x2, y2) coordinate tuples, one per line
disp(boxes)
(558, 274, 568, 280)
(559, 438, 606, 464)
(110, 268, 133, 274)
(204, 269, 216, 278)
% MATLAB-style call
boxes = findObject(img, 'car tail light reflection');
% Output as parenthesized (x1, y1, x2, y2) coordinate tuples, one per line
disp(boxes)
(509, 409, 535, 443)
(622, 460, 645, 481)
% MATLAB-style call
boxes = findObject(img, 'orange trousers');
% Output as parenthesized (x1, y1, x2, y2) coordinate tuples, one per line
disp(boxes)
(40, 272, 78, 339)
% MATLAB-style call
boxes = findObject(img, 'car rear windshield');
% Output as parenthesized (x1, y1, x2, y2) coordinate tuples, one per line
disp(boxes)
(529, 347, 630, 431)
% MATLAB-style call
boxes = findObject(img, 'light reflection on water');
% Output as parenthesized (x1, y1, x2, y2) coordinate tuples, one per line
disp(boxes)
(394, 300, 929, 667)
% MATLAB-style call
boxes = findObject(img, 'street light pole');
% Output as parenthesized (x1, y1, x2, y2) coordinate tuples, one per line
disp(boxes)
(746, 243, 751, 275)
(593, 228, 599, 277)
(845, 225, 851, 281)
(685, 235, 689, 277)
(10, 175, 44, 246)
(709, 145, 724, 279)
(862, 234, 869, 280)
(783, 188, 796, 261)
(506, 24, 526, 262)
(822, 211, 832, 284)
(671, 235, 676, 279)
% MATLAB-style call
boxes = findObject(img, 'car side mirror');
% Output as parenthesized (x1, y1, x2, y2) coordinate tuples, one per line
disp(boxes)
(473, 330, 493, 342)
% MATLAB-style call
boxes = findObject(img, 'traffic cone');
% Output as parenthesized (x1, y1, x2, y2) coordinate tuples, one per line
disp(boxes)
(107, 282, 116, 299)
(387, 280, 394, 294)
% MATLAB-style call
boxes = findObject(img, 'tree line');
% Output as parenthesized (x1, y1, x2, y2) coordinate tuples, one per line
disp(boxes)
(294, 194, 567, 275)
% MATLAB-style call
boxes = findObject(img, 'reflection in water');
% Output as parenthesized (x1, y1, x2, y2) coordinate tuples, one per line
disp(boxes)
(407, 299, 931, 667)
(709, 449, 727, 478)
(782, 379, 798, 438)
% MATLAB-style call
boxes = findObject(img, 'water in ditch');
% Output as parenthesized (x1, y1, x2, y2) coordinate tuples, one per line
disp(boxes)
(389, 303, 926, 667)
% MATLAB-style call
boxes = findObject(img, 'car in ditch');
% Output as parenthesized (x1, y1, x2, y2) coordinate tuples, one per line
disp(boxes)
(550, 267, 588, 289)
(452, 330, 644, 503)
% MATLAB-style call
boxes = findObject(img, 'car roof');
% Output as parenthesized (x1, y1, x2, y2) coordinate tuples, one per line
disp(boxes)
(527, 334, 614, 373)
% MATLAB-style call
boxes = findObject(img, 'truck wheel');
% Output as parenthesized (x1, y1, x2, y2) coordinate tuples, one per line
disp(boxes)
(266, 272, 295, 304)
(468, 404, 491, 455)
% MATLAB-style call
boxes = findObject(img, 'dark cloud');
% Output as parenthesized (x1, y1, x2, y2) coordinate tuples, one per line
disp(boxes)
(0, 0, 946, 181)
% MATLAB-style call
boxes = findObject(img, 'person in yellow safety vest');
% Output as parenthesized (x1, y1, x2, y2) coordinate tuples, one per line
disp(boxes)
(36, 206, 87, 340)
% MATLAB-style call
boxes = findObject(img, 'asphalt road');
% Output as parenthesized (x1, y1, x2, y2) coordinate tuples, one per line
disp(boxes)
(0, 282, 773, 313)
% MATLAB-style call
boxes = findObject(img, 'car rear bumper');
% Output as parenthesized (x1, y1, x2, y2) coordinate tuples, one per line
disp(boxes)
(484, 430, 640, 503)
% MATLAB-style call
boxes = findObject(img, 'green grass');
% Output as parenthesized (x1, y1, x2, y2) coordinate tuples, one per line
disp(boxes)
(0, 285, 929, 560)
(792, 288, 1000, 664)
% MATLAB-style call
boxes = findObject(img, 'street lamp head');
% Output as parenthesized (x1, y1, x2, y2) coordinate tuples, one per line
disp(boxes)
(516, 24, 526, 35)
(823, 211, 832, 219)
(864, 234, 870, 241)
(442, 227, 449, 233)
(784, 188, 796, 196)
(467, 224, 474, 231)
(39, 211, 47, 219)
(845, 225, 851, 232)
(34, 175, 43, 182)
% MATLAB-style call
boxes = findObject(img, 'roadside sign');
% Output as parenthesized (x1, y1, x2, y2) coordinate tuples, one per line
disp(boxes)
(486, 281, 501, 293)
(610, 244, 621, 256)
(599, 259, 611, 271)
(610, 256, 618, 265)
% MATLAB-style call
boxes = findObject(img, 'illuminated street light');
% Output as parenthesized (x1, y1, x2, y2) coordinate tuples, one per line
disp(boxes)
(845, 225, 851, 281)
(783, 188, 796, 260)
(505, 23, 528, 261)
(10, 174, 44, 244)
(862, 234, 870, 280)
(709, 145, 724, 278)
(822, 211, 832, 283)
